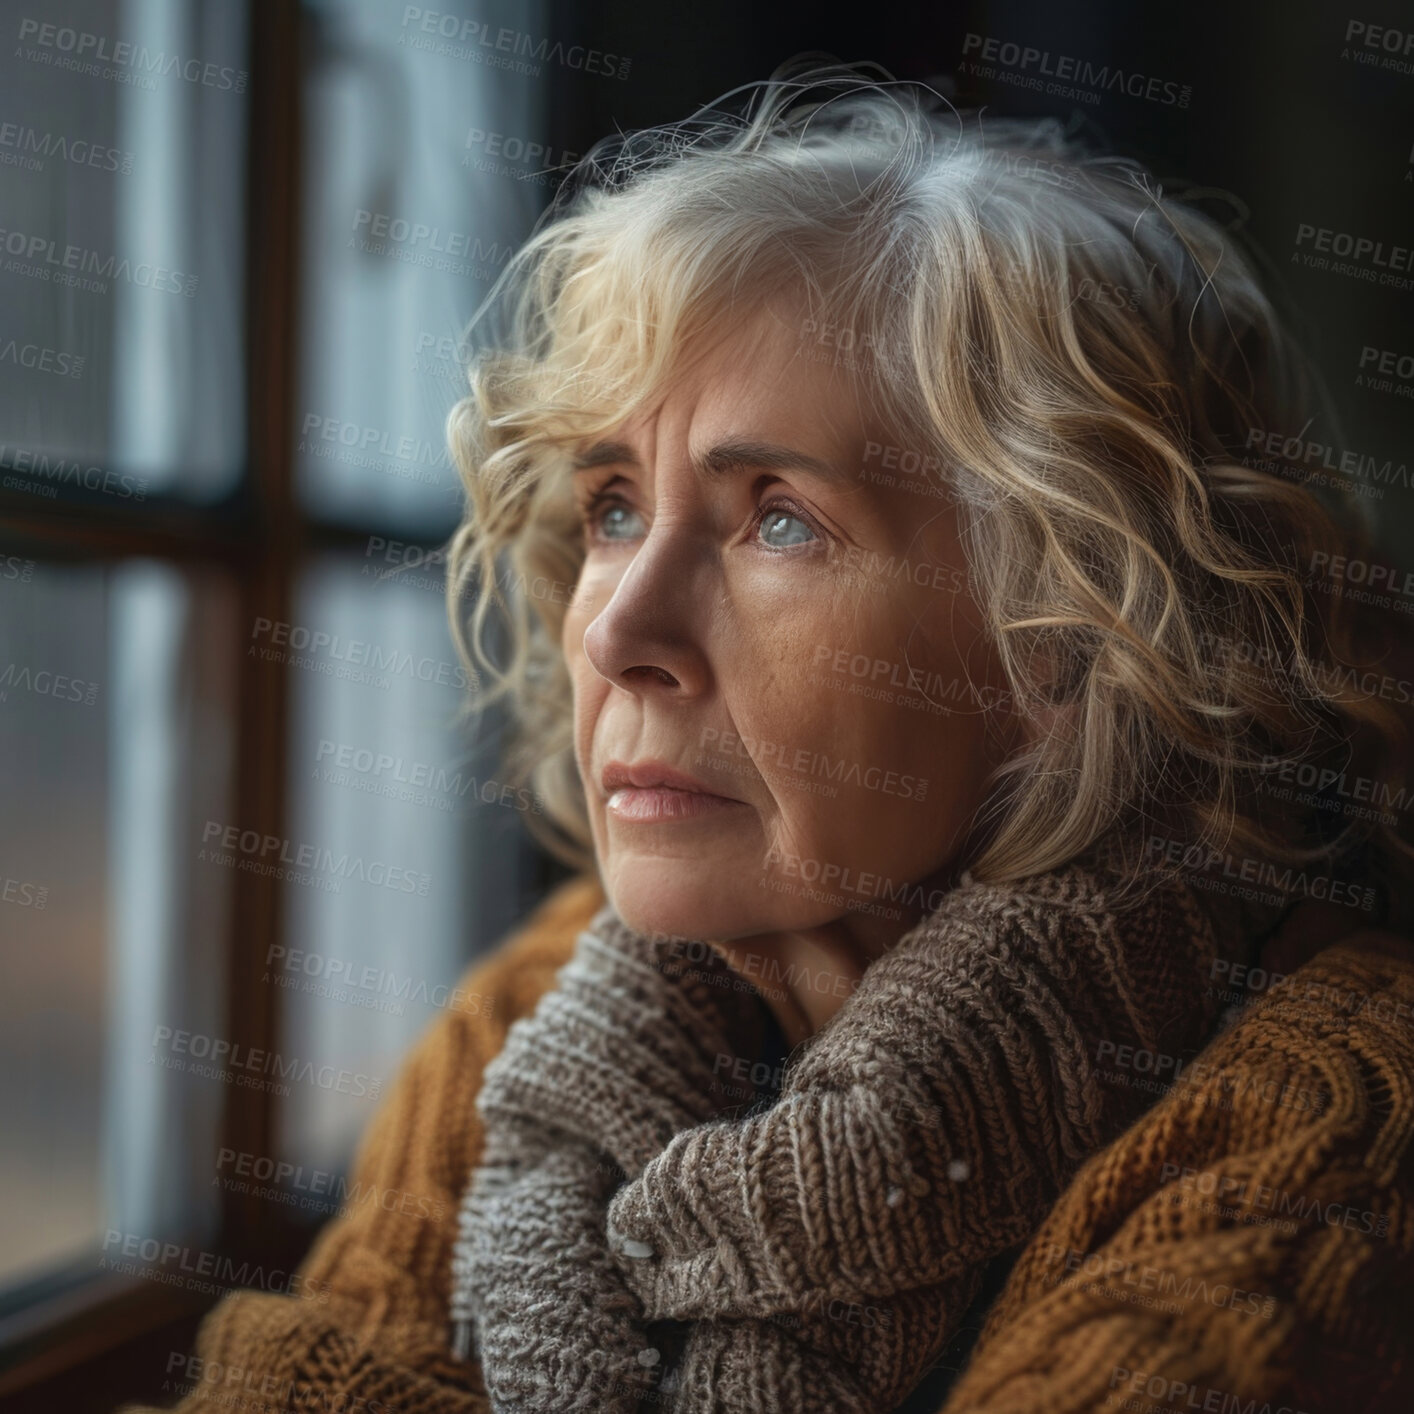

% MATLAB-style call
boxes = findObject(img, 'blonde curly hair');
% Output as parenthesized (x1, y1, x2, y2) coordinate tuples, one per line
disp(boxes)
(441, 57, 1414, 921)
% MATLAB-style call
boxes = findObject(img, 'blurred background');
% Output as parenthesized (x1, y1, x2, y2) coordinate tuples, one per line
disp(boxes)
(0, 0, 1408, 1407)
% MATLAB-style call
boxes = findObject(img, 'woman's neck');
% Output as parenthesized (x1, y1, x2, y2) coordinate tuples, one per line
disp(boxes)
(705, 892, 932, 1049)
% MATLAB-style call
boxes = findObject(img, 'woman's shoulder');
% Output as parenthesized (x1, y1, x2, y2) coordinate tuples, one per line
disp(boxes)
(943, 935, 1414, 1414)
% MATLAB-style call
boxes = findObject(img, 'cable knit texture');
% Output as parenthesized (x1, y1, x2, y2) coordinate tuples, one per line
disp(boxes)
(450, 846, 1227, 1412)
(937, 936, 1414, 1414)
(112, 869, 1414, 1414)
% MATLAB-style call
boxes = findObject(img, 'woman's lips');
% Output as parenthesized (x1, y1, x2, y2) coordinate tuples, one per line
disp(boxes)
(605, 786, 747, 823)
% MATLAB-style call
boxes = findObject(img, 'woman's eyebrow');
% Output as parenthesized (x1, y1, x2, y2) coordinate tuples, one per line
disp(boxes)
(570, 440, 637, 471)
(571, 438, 847, 485)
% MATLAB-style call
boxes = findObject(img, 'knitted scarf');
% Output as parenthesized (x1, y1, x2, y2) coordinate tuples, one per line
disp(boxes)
(448, 848, 1226, 1412)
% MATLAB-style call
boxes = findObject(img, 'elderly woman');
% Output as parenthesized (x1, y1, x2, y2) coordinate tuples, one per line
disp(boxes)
(123, 62, 1414, 1414)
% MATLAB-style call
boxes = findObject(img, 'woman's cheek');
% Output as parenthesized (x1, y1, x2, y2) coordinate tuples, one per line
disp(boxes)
(734, 564, 851, 668)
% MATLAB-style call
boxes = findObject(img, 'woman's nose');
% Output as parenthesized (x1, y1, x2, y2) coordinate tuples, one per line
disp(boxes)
(580, 523, 712, 696)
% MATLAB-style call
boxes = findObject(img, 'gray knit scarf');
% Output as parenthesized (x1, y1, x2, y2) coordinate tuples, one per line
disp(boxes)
(448, 849, 1223, 1412)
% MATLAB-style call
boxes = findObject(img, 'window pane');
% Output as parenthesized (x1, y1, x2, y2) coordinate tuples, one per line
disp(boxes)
(0, 0, 248, 504)
(0, 555, 235, 1294)
(295, 0, 550, 536)
(272, 552, 539, 1180)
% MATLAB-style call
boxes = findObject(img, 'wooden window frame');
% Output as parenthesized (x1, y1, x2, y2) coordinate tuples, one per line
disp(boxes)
(0, 2, 353, 1399)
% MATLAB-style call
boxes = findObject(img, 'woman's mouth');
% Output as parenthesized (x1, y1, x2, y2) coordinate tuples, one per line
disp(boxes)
(606, 786, 746, 823)
(600, 757, 745, 822)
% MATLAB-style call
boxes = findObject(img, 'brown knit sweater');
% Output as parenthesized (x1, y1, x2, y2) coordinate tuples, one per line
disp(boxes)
(451, 853, 1223, 1412)
(116, 874, 1414, 1414)
(938, 933, 1414, 1414)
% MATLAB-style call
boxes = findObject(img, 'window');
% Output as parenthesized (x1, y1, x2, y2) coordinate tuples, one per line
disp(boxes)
(0, 0, 559, 1399)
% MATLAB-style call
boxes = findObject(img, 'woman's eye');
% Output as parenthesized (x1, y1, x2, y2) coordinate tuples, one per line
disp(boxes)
(585, 498, 645, 542)
(758, 507, 817, 548)
(583, 494, 818, 549)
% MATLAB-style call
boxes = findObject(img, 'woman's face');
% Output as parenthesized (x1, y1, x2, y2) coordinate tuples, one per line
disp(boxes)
(560, 298, 1020, 942)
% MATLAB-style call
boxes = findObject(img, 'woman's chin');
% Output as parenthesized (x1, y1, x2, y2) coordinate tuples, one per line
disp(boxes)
(605, 871, 749, 943)
(610, 896, 711, 943)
